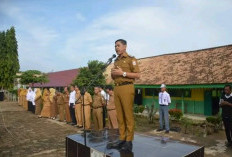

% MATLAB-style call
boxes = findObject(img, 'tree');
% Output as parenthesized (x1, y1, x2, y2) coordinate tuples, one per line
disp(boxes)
(0, 27, 20, 90)
(73, 60, 106, 94)
(19, 70, 49, 86)
(0, 31, 7, 89)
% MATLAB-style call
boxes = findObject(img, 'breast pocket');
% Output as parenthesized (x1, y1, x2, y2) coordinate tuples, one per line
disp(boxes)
(121, 62, 130, 72)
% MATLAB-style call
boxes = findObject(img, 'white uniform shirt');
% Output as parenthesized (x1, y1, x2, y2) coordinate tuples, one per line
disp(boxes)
(105, 93, 110, 101)
(159, 91, 171, 105)
(69, 90, 76, 105)
(101, 90, 107, 99)
(26, 90, 36, 105)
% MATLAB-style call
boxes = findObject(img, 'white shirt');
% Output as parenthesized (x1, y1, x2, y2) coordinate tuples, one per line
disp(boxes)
(69, 90, 76, 105)
(26, 90, 36, 105)
(101, 90, 107, 99)
(105, 93, 110, 101)
(159, 91, 171, 106)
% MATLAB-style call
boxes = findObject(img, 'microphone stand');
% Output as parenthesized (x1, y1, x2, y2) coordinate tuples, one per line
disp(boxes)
(75, 56, 115, 146)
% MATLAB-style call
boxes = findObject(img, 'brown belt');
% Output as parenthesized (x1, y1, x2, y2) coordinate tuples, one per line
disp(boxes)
(115, 82, 133, 86)
(107, 109, 116, 111)
(93, 106, 103, 109)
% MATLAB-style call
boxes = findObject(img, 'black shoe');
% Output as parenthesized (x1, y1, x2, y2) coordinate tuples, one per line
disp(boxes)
(120, 141, 133, 152)
(107, 140, 125, 149)
(225, 142, 232, 147)
(71, 123, 76, 126)
(157, 128, 164, 132)
(165, 130, 169, 134)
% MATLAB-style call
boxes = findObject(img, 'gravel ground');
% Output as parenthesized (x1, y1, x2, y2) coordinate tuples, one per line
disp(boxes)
(0, 102, 79, 157)
(1, 102, 232, 157)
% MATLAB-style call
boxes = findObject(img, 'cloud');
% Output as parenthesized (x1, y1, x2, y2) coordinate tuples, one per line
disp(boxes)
(76, 12, 86, 21)
(1, 0, 231, 72)
(0, 1, 59, 72)
(62, 0, 232, 68)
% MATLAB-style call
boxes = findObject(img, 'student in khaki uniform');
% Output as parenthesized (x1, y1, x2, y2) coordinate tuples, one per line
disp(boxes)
(18, 88, 22, 106)
(22, 89, 28, 110)
(19, 88, 23, 106)
(92, 87, 105, 131)
(40, 89, 51, 118)
(63, 87, 72, 123)
(110, 39, 140, 152)
(106, 86, 118, 129)
(56, 92, 65, 121)
(35, 88, 42, 115)
(50, 88, 57, 120)
(81, 89, 93, 130)
(75, 86, 83, 127)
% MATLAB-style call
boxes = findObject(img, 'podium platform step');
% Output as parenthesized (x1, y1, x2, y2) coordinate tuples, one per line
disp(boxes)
(66, 130, 204, 157)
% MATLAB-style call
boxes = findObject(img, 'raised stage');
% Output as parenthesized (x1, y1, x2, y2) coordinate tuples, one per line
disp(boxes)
(66, 130, 204, 157)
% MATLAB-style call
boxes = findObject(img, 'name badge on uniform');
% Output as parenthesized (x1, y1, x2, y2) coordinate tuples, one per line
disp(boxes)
(132, 60, 136, 65)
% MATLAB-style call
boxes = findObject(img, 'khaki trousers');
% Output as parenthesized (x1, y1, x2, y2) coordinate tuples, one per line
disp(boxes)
(108, 109, 118, 129)
(58, 104, 65, 121)
(23, 97, 28, 110)
(35, 98, 42, 115)
(114, 84, 135, 141)
(83, 105, 91, 130)
(65, 102, 72, 123)
(93, 108, 103, 131)
(75, 103, 83, 126)
(19, 96, 22, 106)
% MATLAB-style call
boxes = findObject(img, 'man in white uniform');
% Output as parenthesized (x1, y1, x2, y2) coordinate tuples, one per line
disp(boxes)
(69, 85, 76, 125)
(157, 84, 171, 133)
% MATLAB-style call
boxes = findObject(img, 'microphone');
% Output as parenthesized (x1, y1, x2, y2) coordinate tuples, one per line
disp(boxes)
(108, 54, 116, 61)
(107, 54, 116, 64)
(102, 54, 116, 69)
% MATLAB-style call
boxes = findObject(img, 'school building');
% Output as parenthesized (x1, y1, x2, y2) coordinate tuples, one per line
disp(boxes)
(33, 68, 79, 91)
(105, 44, 232, 116)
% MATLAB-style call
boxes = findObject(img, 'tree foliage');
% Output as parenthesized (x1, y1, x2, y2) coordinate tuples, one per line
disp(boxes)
(0, 27, 20, 89)
(19, 70, 49, 85)
(73, 60, 106, 94)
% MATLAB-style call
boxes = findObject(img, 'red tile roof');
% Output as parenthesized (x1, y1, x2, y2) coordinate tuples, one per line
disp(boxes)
(105, 44, 232, 85)
(34, 69, 79, 87)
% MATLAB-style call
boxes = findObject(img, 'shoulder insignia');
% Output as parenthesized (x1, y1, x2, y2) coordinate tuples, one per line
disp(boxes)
(132, 60, 137, 65)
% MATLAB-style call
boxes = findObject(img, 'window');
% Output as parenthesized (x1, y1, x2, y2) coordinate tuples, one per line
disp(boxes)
(168, 89, 191, 97)
(145, 88, 160, 96)
(145, 88, 191, 97)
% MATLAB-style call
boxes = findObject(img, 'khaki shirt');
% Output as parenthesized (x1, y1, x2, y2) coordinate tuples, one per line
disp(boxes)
(92, 93, 104, 108)
(107, 93, 115, 110)
(75, 90, 82, 104)
(63, 92, 69, 103)
(113, 52, 140, 84)
(57, 94, 64, 105)
(43, 94, 50, 103)
(82, 92, 92, 105)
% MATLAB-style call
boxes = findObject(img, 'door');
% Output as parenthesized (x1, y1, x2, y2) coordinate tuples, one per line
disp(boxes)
(134, 88, 143, 105)
(204, 91, 212, 116)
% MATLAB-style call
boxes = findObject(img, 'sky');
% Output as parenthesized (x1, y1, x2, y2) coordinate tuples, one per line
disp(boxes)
(0, 0, 232, 72)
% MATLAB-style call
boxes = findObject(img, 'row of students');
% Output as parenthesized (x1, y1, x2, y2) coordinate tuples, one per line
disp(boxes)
(18, 85, 118, 131)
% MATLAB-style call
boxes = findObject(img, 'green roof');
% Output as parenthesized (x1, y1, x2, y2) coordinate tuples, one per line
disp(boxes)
(135, 84, 228, 89)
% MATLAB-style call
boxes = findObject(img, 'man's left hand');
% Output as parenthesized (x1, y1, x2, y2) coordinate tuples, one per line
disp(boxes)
(111, 67, 123, 76)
